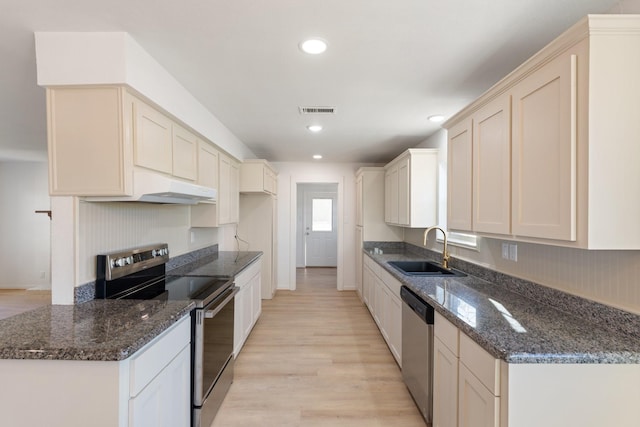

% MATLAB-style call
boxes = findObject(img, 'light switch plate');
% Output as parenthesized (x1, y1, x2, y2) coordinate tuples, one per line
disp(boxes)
(509, 243, 518, 262)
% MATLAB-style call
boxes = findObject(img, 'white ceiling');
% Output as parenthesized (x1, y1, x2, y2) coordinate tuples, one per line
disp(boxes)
(0, 0, 628, 163)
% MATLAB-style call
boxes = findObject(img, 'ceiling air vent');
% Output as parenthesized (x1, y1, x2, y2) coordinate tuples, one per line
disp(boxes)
(298, 106, 336, 114)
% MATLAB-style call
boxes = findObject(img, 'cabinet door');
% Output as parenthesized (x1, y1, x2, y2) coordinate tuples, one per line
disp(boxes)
(433, 337, 458, 427)
(511, 51, 577, 241)
(47, 87, 132, 196)
(229, 159, 240, 223)
(363, 265, 373, 309)
(129, 345, 190, 427)
(134, 100, 172, 174)
(233, 284, 248, 357)
(448, 119, 473, 231)
(218, 153, 237, 224)
(386, 294, 402, 366)
(355, 226, 364, 300)
(473, 95, 511, 234)
(197, 142, 218, 189)
(251, 270, 262, 322)
(458, 363, 500, 427)
(397, 156, 410, 226)
(172, 125, 198, 181)
(374, 276, 385, 329)
(385, 167, 399, 224)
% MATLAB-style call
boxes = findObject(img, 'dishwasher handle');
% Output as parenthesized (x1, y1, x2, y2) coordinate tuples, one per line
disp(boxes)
(401, 286, 434, 324)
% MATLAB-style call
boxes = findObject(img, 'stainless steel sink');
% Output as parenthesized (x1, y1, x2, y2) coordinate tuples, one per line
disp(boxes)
(388, 260, 466, 277)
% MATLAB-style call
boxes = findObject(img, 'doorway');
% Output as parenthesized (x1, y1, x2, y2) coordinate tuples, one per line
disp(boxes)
(296, 183, 338, 287)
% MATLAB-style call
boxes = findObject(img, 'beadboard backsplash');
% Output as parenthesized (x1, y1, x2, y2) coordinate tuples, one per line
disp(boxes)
(404, 228, 640, 315)
(78, 201, 218, 284)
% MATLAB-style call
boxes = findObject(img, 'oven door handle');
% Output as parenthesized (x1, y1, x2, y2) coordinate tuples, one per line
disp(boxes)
(204, 286, 239, 318)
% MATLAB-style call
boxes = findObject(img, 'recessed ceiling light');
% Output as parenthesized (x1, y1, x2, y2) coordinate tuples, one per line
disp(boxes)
(313, 154, 323, 160)
(428, 115, 445, 123)
(299, 38, 328, 55)
(307, 125, 323, 133)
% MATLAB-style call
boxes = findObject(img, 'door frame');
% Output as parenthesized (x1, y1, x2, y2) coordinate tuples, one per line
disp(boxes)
(289, 177, 344, 291)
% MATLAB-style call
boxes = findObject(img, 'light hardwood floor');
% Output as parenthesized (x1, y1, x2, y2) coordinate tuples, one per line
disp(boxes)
(0, 289, 51, 320)
(212, 267, 425, 427)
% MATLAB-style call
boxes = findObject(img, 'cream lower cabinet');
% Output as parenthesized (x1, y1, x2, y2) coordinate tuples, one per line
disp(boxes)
(444, 15, 640, 249)
(233, 257, 262, 357)
(0, 316, 191, 427)
(363, 255, 402, 366)
(434, 312, 500, 427)
(434, 311, 640, 427)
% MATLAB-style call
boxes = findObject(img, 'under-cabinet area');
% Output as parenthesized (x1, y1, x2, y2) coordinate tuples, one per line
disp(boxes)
(360, 245, 640, 427)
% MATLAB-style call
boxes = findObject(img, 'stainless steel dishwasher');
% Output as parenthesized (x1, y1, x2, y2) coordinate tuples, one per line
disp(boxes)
(401, 286, 434, 425)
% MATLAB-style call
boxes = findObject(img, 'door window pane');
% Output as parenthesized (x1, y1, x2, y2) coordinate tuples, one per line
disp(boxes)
(312, 198, 332, 231)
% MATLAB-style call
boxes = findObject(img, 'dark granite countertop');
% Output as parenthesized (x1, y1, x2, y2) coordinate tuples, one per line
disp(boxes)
(167, 251, 262, 278)
(0, 299, 194, 361)
(363, 243, 640, 364)
(0, 250, 262, 361)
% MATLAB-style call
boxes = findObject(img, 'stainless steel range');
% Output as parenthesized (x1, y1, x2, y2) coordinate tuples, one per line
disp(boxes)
(96, 243, 238, 427)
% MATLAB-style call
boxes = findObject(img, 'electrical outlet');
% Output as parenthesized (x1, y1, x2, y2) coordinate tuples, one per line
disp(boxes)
(501, 243, 509, 259)
(509, 243, 518, 262)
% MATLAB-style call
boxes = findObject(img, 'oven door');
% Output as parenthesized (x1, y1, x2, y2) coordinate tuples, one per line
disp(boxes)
(193, 284, 238, 426)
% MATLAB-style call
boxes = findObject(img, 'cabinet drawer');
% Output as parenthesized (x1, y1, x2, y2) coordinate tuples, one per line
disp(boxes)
(435, 311, 459, 356)
(459, 332, 500, 395)
(130, 316, 191, 397)
(378, 266, 401, 297)
(235, 258, 262, 289)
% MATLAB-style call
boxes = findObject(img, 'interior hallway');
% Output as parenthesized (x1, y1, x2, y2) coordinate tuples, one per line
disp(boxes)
(212, 267, 425, 427)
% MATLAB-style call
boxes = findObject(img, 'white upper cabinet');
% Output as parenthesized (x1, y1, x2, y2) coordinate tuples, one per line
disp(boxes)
(47, 86, 218, 197)
(384, 149, 438, 228)
(171, 124, 198, 182)
(133, 98, 173, 175)
(447, 119, 473, 232)
(444, 15, 640, 249)
(240, 159, 277, 195)
(196, 141, 218, 190)
(473, 94, 511, 235)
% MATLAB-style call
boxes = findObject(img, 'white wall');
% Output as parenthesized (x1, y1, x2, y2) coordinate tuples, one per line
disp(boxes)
(406, 130, 640, 315)
(272, 162, 364, 291)
(0, 161, 51, 289)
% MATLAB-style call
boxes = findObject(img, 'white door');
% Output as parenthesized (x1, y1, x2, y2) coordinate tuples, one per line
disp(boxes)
(304, 191, 338, 267)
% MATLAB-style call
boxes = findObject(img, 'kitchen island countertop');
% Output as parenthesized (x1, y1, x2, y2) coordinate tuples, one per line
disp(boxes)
(0, 250, 262, 361)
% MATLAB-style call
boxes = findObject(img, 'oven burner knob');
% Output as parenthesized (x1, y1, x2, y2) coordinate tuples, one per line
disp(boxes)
(126, 256, 134, 265)
(115, 257, 127, 267)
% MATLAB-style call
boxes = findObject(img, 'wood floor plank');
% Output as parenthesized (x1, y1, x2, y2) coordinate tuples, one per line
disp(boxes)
(212, 268, 425, 427)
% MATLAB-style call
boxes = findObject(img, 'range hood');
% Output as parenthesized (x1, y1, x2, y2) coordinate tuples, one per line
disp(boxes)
(85, 171, 216, 205)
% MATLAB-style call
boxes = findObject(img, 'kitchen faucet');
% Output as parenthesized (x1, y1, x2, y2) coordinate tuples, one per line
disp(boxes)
(423, 226, 450, 269)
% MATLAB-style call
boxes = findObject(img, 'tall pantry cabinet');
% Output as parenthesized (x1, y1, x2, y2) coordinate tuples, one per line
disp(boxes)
(355, 167, 403, 300)
(237, 160, 278, 299)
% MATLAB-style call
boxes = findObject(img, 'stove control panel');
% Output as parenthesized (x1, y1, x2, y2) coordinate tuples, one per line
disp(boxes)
(98, 243, 170, 281)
